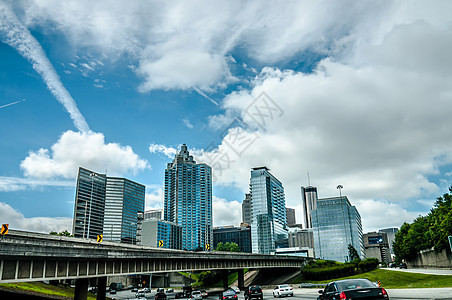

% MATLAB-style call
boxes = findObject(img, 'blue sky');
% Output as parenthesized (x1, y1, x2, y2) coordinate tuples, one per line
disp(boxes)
(1, 1, 452, 234)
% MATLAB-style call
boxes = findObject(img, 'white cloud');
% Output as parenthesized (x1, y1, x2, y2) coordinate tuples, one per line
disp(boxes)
(182, 118, 194, 129)
(145, 185, 164, 210)
(21, 130, 149, 179)
(213, 196, 242, 227)
(0, 176, 73, 192)
(149, 143, 177, 159)
(0, 202, 72, 233)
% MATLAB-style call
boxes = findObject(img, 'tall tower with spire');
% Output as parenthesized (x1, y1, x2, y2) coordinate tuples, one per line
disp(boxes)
(164, 144, 213, 251)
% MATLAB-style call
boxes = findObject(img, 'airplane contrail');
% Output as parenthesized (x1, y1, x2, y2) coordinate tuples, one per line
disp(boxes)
(193, 86, 219, 106)
(0, 3, 90, 133)
(0, 99, 26, 109)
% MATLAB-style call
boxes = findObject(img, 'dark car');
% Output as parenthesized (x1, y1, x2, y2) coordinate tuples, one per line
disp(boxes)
(318, 279, 389, 300)
(156, 292, 167, 300)
(244, 285, 263, 300)
(132, 287, 138, 292)
(399, 263, 407, 269)
(219, 290, 238, 300)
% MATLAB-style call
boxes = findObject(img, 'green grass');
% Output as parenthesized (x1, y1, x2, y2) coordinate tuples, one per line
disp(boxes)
(0, 282, 104, 299)
(297, 269, 452, 289)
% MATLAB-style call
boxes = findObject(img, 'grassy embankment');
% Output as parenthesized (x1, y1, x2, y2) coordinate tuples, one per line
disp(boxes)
(0, 282, 104, 299)
(292, 268, 452, 289)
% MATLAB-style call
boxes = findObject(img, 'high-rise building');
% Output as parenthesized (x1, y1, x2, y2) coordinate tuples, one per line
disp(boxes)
(213, 225, 252, 253)
(379, 227, 399, 255)
(140, 218, 182, 250)
(312, 196, 364, 262)
(249, 166, 288, 254)
(301, 186, 318, 228)
(72, 167, 145, 244)
(242, 194, 252, 225)
(164, 144, 213, 251)
(103, 177, 145, 244)
(363, 232, 391, 263)
(144, 209, 163, 220)
(72, 167, 107, 239)
(286, 208, 296, 226)
(288, 228, 315, 249)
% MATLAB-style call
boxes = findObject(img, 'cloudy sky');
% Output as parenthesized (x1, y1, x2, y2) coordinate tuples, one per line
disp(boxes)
(1, 0, 451, 234)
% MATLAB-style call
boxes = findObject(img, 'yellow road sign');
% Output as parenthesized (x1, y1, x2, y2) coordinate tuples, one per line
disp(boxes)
(97, 235, 103, 243)
(158, 240, 164, 247)
(205, 243, 210, 250)
(1, 224, 8, 235)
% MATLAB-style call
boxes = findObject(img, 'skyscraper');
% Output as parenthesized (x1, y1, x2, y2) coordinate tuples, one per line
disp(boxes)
(103, 177, 145, 244)
(301, 186, 318, 228)
(242, 193, 252, 225)
(249, 167, 288, 254)
(72, 167, 145, 244)
(286, 207, 296, 226)
(312, 196, 364, 262)
(164, 144, 213, 251)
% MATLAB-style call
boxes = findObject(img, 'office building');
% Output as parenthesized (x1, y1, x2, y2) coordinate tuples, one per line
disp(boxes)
(213, 225, 252, 253)
(164, 144, 213, 251)
(144, 209, 163, 220)
(379, 227, 399, 255)
(363, 232, 391, 263)
(286, 208, 296, 226)
(288, 228, 315, 249)
(103, 177, 145, 244)
(72, 167, 145, 244)
(249, 167, 288, 254)
(312, 196, 364, 262)
(301, 186, 318, 228)
(140, 218, 182, 249)
(242, 194, 252, 225)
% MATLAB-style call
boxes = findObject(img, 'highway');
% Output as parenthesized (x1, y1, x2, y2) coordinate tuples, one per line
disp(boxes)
(108, 287, 452, 300)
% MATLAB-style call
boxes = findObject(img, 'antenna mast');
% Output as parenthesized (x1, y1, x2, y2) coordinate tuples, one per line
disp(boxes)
(307, 172, 311, 186)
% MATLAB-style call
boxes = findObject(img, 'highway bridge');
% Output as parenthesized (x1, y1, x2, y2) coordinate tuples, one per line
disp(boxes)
(0, 230, 308, 300)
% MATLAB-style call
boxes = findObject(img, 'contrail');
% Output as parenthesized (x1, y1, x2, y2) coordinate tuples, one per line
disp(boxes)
(0, 99, 25, 109)
(0, 3, 90, 133)
(193, 86, 219, 106)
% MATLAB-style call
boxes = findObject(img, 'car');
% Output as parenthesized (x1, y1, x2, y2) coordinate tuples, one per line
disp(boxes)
(317, 278, 389, 300)
(157, 288, 165, 293)
(175, 292, 185, 298)
(155, 292, 167, 300)
(219, 290, 238, 300)
(192, 290, 203, 300)
(128, 285, 134, 289)
(200, 290, 208, 298)
(229, 286, 240, 294)
(144, 287, 151, 293)
(244, 285, 263, 300)
(110, 289, 116, 295)
(136, 291, 146, 298)
(399, 263, 407, 269)
(273, 284, 293, 297)
(132, 287, 139, 292)
(167, 288, 174, 293)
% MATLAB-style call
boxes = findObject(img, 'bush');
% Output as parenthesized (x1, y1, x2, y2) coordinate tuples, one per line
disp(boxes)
(301, 258, 380, 281)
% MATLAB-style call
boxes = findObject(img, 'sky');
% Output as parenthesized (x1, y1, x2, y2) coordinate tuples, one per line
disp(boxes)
(1, 0, 452, 235)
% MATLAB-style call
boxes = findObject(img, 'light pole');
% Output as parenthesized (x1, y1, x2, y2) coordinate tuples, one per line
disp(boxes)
(337, 185, 343, 199)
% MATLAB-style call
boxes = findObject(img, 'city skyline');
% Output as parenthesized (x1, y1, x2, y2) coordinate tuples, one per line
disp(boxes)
(1, 1, 452, 235)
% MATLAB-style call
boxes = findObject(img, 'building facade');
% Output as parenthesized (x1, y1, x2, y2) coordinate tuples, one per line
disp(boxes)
(144, 209, 163, 220)
(164, 144, 213, 251)
(213, 225, 252, 253)
(242, 194, 252, 225)
(312, 196, 364, 262)
(301, 186, 318, 229)
(363, 232, 391, 263)
(249, 167, 288, 254)
(140, 218, 182, 250)
(288, 228, 315, 249)
(72, 167, 107, 239)
(286, 208, 296, 226)
(103, 177, 145, 244)
(379, 227, 399, 255)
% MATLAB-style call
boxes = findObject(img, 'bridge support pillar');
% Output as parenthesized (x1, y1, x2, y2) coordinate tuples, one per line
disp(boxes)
(237, 269, 244, 290)
(74, 278, 88, 300)
(96, 276, 107, 300)
(222, 269, 228, 290)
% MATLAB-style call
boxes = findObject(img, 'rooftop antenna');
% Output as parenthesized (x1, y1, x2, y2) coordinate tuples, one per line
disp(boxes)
(307, 171, 311, 186)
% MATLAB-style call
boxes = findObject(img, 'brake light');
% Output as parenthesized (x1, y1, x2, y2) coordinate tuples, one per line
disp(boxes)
(280, 290, 284, 291)
(382, 288, 388, 296)
(339, 292, 347, 299)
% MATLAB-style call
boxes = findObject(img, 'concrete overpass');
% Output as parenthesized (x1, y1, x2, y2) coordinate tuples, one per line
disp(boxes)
(0, 230, 308, 299)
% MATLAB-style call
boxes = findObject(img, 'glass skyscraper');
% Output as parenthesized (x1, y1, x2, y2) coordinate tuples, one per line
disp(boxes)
(249, 167, 288, 254)
(164, 144, 213, 251)
(312, 196, 364, 262)
(72, 167, 145, 244)
(301, 185, 318, 228)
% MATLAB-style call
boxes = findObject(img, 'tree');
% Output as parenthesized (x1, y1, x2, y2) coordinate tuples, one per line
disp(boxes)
(49, 230, 73, 237)
(215, 242, 240, 252)
(348, 244, 360, 261)
(229, 242, 240, 252)
(216, 242, 225, 251)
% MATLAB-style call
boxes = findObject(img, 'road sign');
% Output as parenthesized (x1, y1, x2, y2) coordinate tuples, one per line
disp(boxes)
(97, 235, 103, 243)
(205, 243, 210, 250)
(1, 224, 8, 235)
(377, 280, 381, 287)
(449, 236, 452, 252)
(158, 240, 164, 247)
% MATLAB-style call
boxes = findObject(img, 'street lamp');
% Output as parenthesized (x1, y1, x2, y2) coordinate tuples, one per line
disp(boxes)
(337, 185, 343, 199)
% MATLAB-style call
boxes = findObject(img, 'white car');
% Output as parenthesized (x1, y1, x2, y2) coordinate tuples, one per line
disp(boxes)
(192, 290, 203, 300)
(272, 284, 293, 297)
